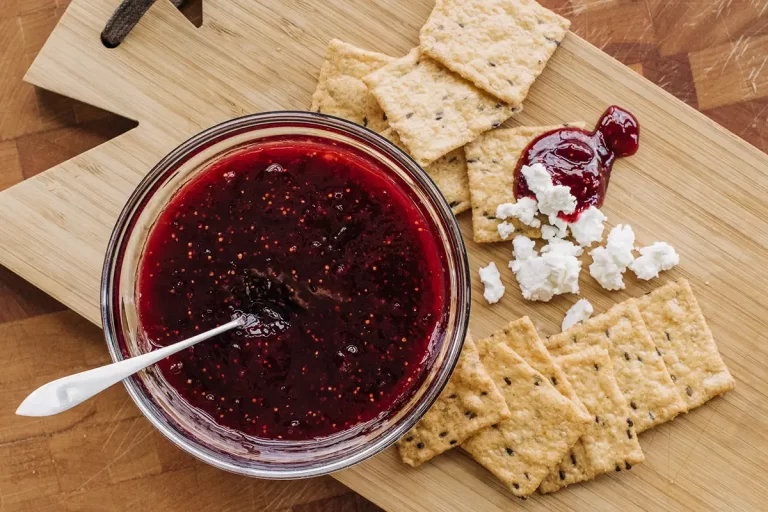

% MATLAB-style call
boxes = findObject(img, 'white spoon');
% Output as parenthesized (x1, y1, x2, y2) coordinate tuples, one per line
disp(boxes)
(16, 317, 244, 417)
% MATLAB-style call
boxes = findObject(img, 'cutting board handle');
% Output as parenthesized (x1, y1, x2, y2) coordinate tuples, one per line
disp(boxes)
(102, 0, 185, 48)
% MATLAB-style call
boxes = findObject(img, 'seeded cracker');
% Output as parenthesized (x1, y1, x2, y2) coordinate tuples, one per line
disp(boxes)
(546, 303, 687, 433)
(397, 335, 510, 467)
(379, 128, 471, 215)
(539, 347, 645, 493)
(420, 0, 570, 106)
(463, 341, 589, 497)
(475, 317, 589, 419)
(631, 279, 735, 409)
(465, 123, 586, 243)
(362, 48, 520, 167)
(310, 39, 394, 132)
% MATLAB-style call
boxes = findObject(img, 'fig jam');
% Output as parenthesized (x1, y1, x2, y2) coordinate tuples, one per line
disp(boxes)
(514, 105, 640, 222)
(137, 136, 448, 440)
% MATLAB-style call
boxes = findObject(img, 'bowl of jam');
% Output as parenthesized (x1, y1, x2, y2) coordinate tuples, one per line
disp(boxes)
(101, 112, 470, 478)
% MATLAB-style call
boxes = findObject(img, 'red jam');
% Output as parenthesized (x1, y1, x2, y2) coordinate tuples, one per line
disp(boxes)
(137, 136, 448, 440)
(514, 105, 640, 222)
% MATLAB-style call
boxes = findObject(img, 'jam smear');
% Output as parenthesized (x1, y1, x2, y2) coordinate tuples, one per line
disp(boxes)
(514, 105, 639, 222)
(137, 137, 447, 441)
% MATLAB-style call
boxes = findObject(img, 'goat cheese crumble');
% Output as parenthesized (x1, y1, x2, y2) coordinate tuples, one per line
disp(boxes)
(606, 224, 636, 267)
(521, 163, 577, 217)
(509, 235, 582, 301)
(497, 221, 516, 240)
(629, 242, 679, 279)
(547, 214, 569, 239)
(569, 206, 607, 247)
(541, 224, 559, 240)
(479, 262, 505, 304)
(589, 224, 635, 290)
(496, 197, 541, 228)
(562, 298, 594, 331)
(512, 235, 537, 261)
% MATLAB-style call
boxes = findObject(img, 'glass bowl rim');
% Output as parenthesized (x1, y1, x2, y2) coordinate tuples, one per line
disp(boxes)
(100, 110, 471, 479)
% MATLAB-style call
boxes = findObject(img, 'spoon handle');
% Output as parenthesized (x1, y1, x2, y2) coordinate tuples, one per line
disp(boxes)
(16, 318, 243, 417)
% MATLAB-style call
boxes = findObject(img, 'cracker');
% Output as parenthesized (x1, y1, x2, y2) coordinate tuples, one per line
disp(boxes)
(397, 335, 510, 467)
(632, 279, 735, 410)
(475, 317, 588, 418)
(541, 438, 591, 491)
(463, 341, 589, 497)
(380, 128, 470, 214)
(546, 303, 687, 433)
(310, 39, 394, 132)
(420, 0, 570, 105)
(539, 347, 645, 493)
(362, 48, 520, 167)
(465, 123, 585, 243)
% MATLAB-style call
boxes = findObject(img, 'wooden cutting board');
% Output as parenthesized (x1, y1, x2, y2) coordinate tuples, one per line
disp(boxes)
(2, 0, 768, 510)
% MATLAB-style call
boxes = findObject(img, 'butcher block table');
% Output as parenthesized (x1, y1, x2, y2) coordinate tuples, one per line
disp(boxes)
(1, 0, 767, 511)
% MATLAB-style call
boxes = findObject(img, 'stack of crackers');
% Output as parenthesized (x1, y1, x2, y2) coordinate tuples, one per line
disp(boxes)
(309, 0, 570, 220)
(306, 3, 735, 497)
(398, 280, 734, 497)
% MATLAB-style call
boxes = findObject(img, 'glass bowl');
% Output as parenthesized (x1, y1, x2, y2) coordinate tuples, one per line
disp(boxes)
(101, 112, 470, 479)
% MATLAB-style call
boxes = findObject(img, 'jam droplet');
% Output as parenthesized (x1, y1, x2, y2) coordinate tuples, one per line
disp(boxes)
(514, 105, 639, 222)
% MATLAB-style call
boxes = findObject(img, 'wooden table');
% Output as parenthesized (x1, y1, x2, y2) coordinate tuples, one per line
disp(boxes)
(1, 1, 766, 511)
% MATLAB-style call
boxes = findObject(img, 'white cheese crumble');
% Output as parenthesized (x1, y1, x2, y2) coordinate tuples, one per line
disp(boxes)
(561, 298, 594, 331)
(521, 163, 577, 217)
(497, 221, 516, 240)
(512, 235, 537, 261)
(588, 224, 636, 290)
(541, 224, 559, 240)
(540, 239, 582, 296)
(548, 214, 569, 238)
(541, 237, 584, 257)
(629, 242, 679, 280)
(588, 247, 625, 291)
(479, 262, 505, 304)
(606, 224, 636, 267)
(511, 257, 555, 301)
(569, 206, 607, 247)
(509, 236, 582, 302)
(496, 197, 541, 228)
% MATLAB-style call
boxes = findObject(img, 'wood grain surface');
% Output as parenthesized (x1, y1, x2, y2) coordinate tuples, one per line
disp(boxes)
(0, 0, 766, 511)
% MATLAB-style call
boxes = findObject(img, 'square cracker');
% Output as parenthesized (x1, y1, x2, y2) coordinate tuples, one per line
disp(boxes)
(310, 39, 394, 132)
(362, 48, 520, 167)
(420, 0, 570, 105)
(465, 123, 585, 243)
(397, 335, 510, 467)
(546, 302, 687, 433)
(631, 279, 735, 410)
(539, 347, 645, 493)
(380, 128, 470, 214)
(475, 317, 589, 419)
(463, 341, 589, 497)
